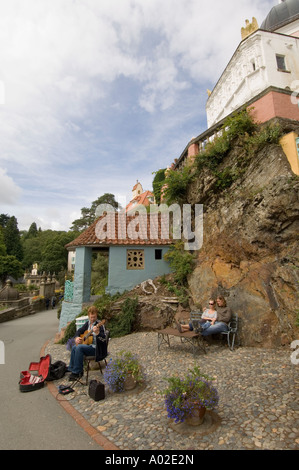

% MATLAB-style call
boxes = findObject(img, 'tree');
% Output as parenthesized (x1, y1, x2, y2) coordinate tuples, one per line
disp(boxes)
(3, 216, 23, 261)
(70, 193, 121, 231)
(0, 255, 23, 285)
(0, 214, 10, 228)
(0, 227, 6, 256)
(21, 236, 42, 270)
(39, 231, 77, 273)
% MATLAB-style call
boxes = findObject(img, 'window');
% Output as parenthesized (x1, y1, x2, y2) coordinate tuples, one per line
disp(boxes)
(155, 249, 162, 260)
(127, 250, 144, 270)
(276, 54, 287, 71)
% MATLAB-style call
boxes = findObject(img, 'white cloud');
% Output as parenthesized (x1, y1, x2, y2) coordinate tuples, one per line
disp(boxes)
(0, 0, 276, 230)
(0, 168, 22, 204)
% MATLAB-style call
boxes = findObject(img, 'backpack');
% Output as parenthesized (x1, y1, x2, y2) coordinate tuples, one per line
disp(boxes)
(46, 360, 67, 381)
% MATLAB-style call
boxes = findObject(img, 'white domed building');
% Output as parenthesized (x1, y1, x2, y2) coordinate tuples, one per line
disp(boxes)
(206, 0, 299, 127)
(174, 0, 299, 172)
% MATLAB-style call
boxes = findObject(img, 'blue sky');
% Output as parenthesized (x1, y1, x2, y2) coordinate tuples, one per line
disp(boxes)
(0, 0, 276, 231)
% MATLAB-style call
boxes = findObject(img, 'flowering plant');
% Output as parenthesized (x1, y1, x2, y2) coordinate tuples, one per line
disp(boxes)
(103, 350, 144, 393)
(161, 365, 219, 423)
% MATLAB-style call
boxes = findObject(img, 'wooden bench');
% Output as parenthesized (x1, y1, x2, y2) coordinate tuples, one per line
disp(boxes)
(157, 327, 206, 356)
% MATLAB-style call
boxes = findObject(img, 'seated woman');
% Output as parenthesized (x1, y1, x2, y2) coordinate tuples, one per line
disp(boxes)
(176, 299, 217, 333)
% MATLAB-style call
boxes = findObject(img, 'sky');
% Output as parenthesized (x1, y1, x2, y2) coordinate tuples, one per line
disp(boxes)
(0, 0, 276, 232)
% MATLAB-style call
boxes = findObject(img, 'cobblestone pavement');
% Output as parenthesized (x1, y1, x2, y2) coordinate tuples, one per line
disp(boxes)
(45, 332, 299, 451)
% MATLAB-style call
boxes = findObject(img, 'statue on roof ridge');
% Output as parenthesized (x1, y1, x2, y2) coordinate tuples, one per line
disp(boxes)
(241, 17, 259, 40)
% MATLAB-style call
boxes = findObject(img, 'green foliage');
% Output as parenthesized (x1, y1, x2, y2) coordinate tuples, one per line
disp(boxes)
(197, 135, 231, 172)
(196, 108, 257, 175)
(194, 110, 283, 191)
(224, 107, 257, 140)
(39, 231, 76, 273)
(0, 255, 23, 284)
(93, 293, 120, 317)
(164, 242, 195, 286)
(103, 350, 144, 392)
(152, 169, 167, 204)
(0, 227, 6, 256)
(61, 294, 138, 344)
(61, 318, 77, 344)
(2, 216, 23, 261)
(161, 365, 219, 423)
(70, 193, 121, 232)
(91, 253, 108, 295)
(245, 122, 282, 152)
(162, 166, 193, 205)
(108, 296, 139, 338)
(213, 167, 241, 190)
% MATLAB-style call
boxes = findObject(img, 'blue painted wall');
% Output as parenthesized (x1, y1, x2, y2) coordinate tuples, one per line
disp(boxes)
(59, 246, 92, 330)
(106, 246, 172, 295)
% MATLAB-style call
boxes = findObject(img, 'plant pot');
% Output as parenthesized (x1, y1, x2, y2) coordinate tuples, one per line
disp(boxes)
(185, 404, 206, 426)
(123, 373, 137, 391)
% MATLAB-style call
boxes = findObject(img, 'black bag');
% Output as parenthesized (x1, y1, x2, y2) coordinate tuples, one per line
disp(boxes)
(46, 360, 67, 381)
(88, 379, 105, 401)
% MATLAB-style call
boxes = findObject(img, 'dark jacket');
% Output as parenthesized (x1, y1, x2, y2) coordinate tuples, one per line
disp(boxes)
(75, 321, 108, 362)
(216, 306, 232, 324)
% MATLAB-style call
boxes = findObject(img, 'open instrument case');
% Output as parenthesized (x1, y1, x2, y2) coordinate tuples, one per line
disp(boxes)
(19, 354, 51, 392)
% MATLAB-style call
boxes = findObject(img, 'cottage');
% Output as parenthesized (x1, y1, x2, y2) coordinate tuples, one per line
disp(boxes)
(59, 212, 173, 329)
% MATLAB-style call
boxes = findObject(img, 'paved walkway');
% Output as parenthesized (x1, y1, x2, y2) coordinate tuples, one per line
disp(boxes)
(45, 332, 299, 451)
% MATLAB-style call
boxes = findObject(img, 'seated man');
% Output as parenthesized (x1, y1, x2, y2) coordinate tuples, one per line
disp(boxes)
(68, 306, 107, 381)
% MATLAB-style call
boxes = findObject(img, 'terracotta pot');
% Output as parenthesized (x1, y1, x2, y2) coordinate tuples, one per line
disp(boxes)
(123, 373, 137, 391)
(185, 404, 206, 426)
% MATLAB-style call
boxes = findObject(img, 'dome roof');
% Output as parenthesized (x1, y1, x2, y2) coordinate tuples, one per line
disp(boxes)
(261, 0, 299, 31)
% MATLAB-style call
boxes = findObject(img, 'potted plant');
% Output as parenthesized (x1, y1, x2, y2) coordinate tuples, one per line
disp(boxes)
(103, 350, 144, 393)
(161, 366, 219, 425)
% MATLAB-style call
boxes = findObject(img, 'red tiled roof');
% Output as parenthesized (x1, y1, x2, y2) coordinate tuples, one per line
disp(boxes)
(126, 190, 154, 212)
(65, 212, 173, 249)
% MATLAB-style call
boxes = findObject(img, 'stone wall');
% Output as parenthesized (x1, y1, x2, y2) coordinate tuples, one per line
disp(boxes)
(0, 298, 34, 323)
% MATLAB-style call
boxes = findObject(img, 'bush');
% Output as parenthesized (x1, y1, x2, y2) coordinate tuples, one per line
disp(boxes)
(225, 107, 257, 141)
(245, 122, 282, 152)
(164, 242, 195, 286)
(108, 296, 139, 338)
(163, 166, 194, 205)
(152, 169, 167, 204)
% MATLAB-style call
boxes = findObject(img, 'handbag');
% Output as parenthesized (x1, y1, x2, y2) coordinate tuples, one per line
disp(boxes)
(88, 379, 105, 401)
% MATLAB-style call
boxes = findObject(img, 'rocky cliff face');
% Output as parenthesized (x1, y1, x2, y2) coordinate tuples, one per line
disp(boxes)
(187, 118, 299, 348)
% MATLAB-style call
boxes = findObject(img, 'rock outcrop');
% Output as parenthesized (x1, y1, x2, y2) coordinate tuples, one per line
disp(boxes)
(187, 118, 299, 348)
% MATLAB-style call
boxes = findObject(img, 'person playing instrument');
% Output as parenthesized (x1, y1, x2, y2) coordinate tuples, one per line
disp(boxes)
(68, 306, 106, 381)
